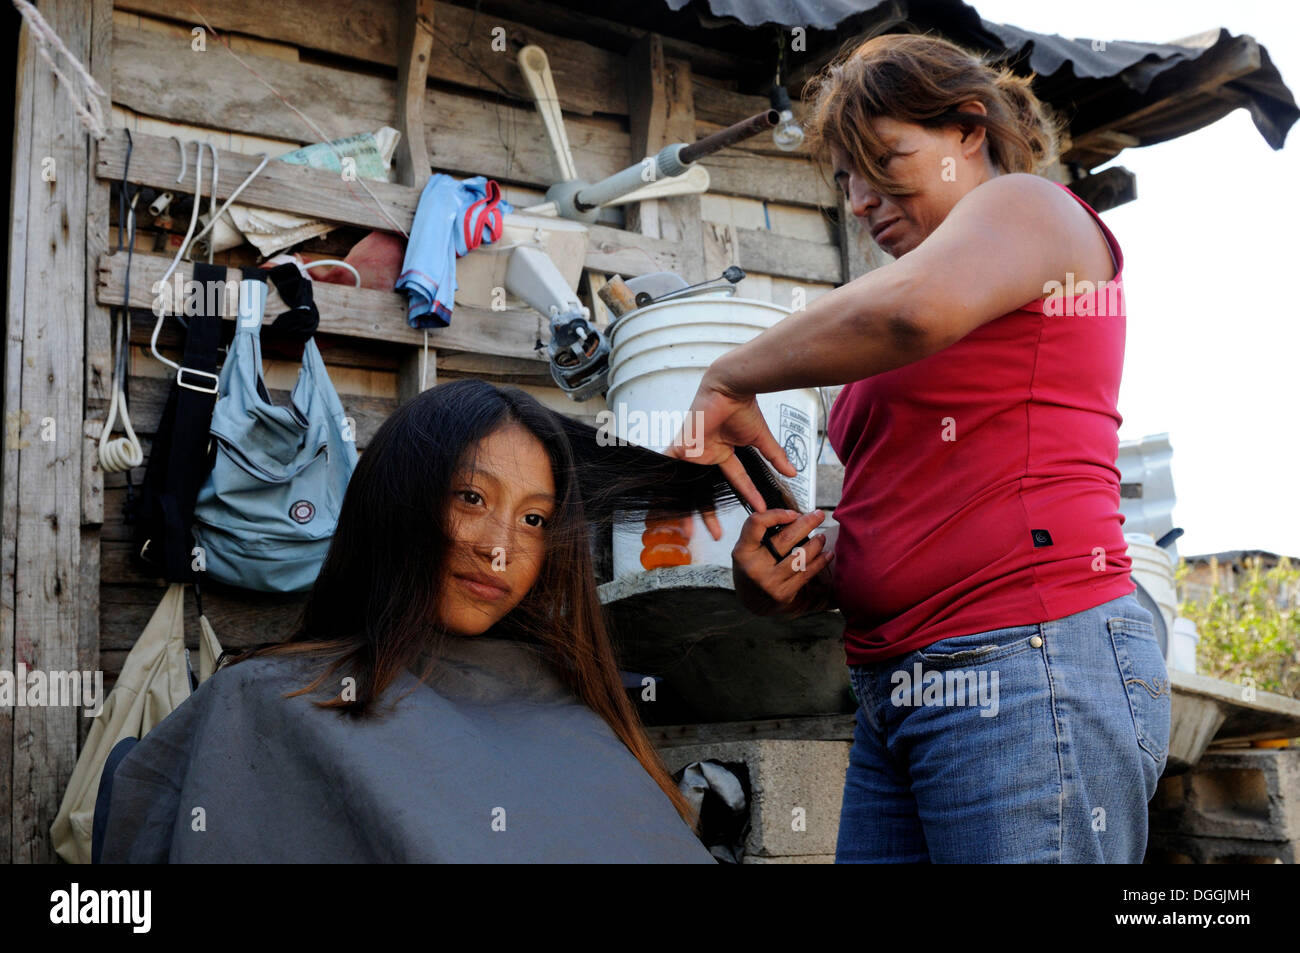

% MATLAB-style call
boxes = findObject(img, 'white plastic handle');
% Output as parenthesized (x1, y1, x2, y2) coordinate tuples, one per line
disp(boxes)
(517, 44, 578, 182)
(519, 201, 560, 217)
(604, 164, 711, 205)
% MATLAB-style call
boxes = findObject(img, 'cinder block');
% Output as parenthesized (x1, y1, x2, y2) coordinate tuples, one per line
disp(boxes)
(743, 854, 836, 864)
(662, 740, 850, 858)
(1145, 833, 1292, 864)
(1149, 747, 1300, 843)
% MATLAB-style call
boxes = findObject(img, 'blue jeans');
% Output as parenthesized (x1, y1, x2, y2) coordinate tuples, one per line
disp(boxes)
(835, 592, 1171, 863)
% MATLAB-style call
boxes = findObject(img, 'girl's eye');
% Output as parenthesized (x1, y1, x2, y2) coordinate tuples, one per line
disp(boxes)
(457, 489, 483, 505)
(524, 513, 549, 529)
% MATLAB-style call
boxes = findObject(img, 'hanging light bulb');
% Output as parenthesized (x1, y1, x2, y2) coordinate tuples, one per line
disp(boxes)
(770, 85, 804, 152)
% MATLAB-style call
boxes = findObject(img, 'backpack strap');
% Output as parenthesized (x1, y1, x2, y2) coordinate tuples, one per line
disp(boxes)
(129, 262, 226, 583)
(257, 262, 320, 364)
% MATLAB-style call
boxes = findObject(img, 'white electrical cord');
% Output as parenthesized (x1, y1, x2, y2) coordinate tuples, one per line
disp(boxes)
(301, 258, 361, 287)
(99, 310, 145, 471)
(100, 192, 145, 472)
(187, 151, 270, 254)
(150, 144, 271, 372)
(171, 135, 186, 183)
(206, 141, 218, 263)
(151, 142, 207, 372)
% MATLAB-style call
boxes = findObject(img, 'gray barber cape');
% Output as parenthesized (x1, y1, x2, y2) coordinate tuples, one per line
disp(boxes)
(100, 635, 713, 863)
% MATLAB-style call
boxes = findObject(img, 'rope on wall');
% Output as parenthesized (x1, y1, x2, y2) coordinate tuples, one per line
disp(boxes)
(13, 0, 109, 139)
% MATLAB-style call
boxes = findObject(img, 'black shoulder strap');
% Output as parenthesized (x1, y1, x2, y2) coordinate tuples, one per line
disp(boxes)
(264, 261, 319, 339)
(128, 262, 226, 583)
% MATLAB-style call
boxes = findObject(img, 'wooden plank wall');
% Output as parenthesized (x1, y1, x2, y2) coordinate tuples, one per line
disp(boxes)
(8, 0, 880, 862)
(4, 0, 112, 865)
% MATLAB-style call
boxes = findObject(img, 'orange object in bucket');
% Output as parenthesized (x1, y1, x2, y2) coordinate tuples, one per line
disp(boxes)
(640, 517, 691, 569)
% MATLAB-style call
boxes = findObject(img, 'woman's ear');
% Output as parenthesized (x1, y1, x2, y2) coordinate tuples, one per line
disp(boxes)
(954, 101, 989, 154)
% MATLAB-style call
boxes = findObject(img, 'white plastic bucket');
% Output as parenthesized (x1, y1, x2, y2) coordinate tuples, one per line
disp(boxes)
(1126, 532, 1177, 637)
(1169, 617, 1200, 674)
(606, 294, 820, 577)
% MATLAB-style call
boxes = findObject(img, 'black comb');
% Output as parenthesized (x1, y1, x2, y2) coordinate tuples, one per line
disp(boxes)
(733, 445, 811, 563)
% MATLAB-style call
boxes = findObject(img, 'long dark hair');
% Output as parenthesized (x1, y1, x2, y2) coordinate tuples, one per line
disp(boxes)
(224, 378, 745, 826)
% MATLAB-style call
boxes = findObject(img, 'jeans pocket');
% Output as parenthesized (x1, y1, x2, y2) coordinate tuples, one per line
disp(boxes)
(1107, 615, 1172, 768)
(848, 664, 869, 708)
(914, 624, 1042, 669)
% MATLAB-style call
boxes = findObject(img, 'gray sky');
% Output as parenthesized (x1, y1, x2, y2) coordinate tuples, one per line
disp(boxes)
(973, 0, 1299, 557)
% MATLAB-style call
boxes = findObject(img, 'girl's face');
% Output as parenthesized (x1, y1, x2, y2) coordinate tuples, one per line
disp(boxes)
(437, 424, 556, 636)
(829, 105, 996, 258)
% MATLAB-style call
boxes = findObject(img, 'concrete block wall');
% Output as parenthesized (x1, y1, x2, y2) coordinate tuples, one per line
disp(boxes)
(662, 740, 849, 864)
(663, 738, 1298, 864)
(1147, 747, 1299, 863)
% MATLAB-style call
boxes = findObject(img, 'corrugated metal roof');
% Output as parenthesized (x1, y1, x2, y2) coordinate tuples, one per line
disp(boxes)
(664, 0, 890, 29)
(982, 22, 1296, 152)
(1118, 432, 1179, 559)
(659, 0, 1297, 163)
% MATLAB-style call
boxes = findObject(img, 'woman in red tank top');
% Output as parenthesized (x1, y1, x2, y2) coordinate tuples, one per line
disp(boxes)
(666, 33, 1170, 863)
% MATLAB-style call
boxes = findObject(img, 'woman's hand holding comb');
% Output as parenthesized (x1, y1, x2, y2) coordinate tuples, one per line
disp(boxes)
(664, 373, 796, 513)
(732, 508, 836, 617)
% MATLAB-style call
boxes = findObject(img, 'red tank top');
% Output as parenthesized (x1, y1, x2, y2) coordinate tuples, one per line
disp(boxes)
(826, 182, 1135, 665)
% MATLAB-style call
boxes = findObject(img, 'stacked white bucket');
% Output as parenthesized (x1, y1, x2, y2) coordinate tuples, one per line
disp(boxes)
(606, 293, 820, 576)
(1126, 532, 1199, 673)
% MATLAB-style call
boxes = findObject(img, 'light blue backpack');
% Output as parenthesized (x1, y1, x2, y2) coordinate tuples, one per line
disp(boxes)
(192, 273, 357, 592)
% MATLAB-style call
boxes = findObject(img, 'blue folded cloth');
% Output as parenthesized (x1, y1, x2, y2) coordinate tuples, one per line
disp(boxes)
(396, 174, 513, 329)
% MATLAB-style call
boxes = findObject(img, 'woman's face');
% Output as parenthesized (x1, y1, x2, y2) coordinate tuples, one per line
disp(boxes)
(436, 423, 556, 636)
(830, 105, 997, 258)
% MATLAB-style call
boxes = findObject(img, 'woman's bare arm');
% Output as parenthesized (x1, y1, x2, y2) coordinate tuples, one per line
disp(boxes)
(703, 173, 1094, 396)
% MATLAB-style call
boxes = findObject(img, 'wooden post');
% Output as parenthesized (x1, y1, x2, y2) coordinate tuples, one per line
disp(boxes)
(393, 0, 435, 190)
(661, 57, 706, 285)
(79, 0, 113, 755)
(625, 34, 666, 240)
(395, 0, 438, 403)
(625, 40, 705, 284)
(3, 0, 95, 863)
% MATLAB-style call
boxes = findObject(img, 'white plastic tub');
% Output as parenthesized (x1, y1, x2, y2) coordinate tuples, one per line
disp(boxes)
(1126, 532, 1178, 637)
(605, 294, 820, 577)
(1168, 617, 1201, 674)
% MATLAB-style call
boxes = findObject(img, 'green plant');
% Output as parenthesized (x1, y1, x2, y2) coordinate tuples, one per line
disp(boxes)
(1176, 556, 1299, 698)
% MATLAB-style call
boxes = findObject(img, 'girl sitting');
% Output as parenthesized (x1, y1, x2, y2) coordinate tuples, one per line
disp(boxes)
(101, 378, 741, 863)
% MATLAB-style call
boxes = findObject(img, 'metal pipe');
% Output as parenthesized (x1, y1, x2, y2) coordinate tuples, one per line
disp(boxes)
(679, 109, 779, 165)
(572, 109, 780, 212)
